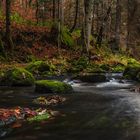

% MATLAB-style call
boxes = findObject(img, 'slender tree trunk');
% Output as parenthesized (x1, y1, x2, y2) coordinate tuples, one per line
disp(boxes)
(6, 0, 11, 39)
(0, 35, 6, 57)
(70, 0, 79, 33)
(114, 0, 121, 51)
(53, 0, 56, 21)
(126, 0, 135, 50)
(96, 5, 111, 47)
(0, 1, 2, 9)
(91, 0, 95, 34)
(6, 0, 14, 50)
(36, 0, 39, 24)
(58, 0, 61, 49)
(82, 0, 94, 55)
(126, 0, 139, 53)
(60, 0, 64, 25)
(96, 3, 99, 33)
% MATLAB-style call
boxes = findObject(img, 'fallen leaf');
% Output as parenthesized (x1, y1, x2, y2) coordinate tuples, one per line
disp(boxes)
(11, 122, 22, 128)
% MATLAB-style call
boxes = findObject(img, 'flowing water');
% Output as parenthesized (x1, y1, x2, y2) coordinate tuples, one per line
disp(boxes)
(1, 73, 140, 140)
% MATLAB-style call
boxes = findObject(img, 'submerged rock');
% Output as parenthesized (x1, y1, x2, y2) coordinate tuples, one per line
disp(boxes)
(0, 68, 35, 86)
(33, 95, 66, 106)
(78, 73, 106, 83)
(130, 86, 140, 93)
(35, 80, 73, 94)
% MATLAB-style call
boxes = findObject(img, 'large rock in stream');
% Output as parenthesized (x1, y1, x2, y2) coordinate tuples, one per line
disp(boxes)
(0, 68, 35, 86)
(35, 80, 73, 94)
(123, 65, 140, 80)
(78, 73, 106, 83)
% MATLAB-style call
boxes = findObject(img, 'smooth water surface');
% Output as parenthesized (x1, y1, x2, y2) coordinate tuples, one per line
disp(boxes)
(1, 74, 140, 140)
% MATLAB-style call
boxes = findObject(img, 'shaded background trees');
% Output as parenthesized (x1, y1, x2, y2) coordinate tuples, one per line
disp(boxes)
(0, 0, 140, 58)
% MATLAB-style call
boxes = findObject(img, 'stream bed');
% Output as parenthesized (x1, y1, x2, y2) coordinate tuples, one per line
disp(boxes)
(1, 73, 140, 140)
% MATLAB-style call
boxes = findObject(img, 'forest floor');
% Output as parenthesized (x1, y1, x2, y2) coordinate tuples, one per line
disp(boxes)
(0, 22, 130, 73)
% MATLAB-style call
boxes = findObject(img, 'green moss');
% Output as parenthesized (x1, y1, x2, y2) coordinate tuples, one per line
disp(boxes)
(0, 68, 35, 86)
(111, 65, 125, 73)
(28, 113, 50, 122)
(71, 30, 81, 39)
(100, 64, 110, 71)
(123, 64, 140, 80)
(94, 116, 111, 128)
(123, 58, 140, 80)
(61, 26, 74, 47)
(68, 56, 89, 73)
(51, 23, 74, 47)
(127, 58, 140, 65)
(85, 64, 105, 73)
(35, 80, 73, 94)
(136, 72, 140, 81)
(26, 61, 55, 75)
(99, 62, 125, 73)
(11, 12, 26, 24)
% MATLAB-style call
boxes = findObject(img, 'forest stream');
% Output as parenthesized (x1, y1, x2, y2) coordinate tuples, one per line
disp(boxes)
(0, 73, 140, 140)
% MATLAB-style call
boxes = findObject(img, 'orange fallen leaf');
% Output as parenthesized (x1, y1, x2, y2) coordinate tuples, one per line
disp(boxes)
(11, 122, 22, 128)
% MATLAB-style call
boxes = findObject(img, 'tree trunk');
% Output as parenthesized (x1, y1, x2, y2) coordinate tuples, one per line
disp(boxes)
(0, 35, 6, 58)
(53, 0, 56, 20)
(70, 0, 79, 33)
(6, 0, 11, 39)
(114, 0, 121, 51)
(96, 5, 111, 47)
(58, 0, 62, 49)
(6, 0, 14, 50)
(126, 0, 140, 56)
(0, 0, 2, 9)
(36, 0, 39, 24)
(82, 0, 94, 55)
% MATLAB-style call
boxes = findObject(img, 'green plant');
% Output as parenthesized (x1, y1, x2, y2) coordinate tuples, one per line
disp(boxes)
(36, 21, 53, 28)
(11, 12, 25, 24)
(51, 23, 74, 47)
(60, 26, 74, 47)
(0, 9, 3, 19)
(28, 113, 50, 122)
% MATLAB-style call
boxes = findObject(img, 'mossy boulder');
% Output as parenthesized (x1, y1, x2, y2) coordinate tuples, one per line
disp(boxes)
(99, 63, 125, 73)
(100, 64, 110, 71)
(0, 68, 35, 86)
(67, 56, 89, 73)
(85, 64, 105, 73)
(26, 61, 55, 75)
(123, 64, 140, 80)
(35, 80, 73, 94)
(111, 65, 125, 73)
(78, 73, 106, 83)
(136, 72, 140, 81)
(127, 58, 140, 65)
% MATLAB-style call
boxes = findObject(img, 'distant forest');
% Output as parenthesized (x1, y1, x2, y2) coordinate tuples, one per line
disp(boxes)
(0, 0, 140, 59)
